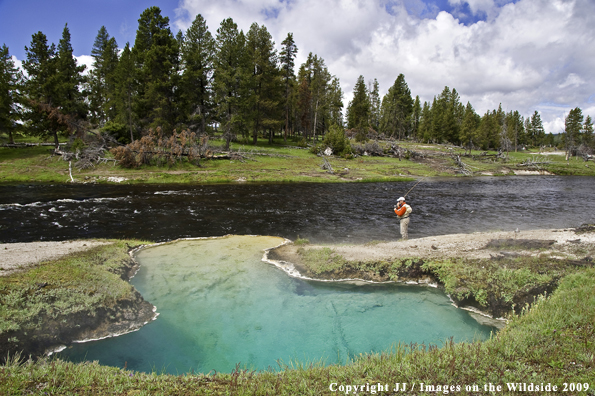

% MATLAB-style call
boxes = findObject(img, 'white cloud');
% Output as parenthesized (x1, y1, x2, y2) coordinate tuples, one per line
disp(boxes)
(75, 55, 94, 75)
(172, 0, 595, 132)
(558, 73, 585, 89)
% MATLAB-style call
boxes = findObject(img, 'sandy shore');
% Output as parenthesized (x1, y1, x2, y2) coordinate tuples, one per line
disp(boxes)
(2, 228, 593, 278)
(268, 228, 594, 276)
(0, 240, 110, 276)
(321, 228, 593, 261)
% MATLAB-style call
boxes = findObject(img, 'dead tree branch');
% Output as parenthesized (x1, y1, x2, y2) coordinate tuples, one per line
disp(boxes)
(321, 156, 334, 174)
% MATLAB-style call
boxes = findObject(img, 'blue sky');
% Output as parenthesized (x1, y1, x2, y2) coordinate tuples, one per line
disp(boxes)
(1, 0, 593, 132)
(0, 0, 181, 59)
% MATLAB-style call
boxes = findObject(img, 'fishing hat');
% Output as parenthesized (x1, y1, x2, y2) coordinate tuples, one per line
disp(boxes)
(397, 197, 405, 201)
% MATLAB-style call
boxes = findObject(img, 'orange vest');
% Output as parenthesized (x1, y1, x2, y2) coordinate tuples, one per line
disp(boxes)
(394, 203, 411, 218)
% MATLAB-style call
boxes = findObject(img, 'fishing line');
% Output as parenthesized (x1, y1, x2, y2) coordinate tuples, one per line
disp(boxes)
(403, 176, 428, 198)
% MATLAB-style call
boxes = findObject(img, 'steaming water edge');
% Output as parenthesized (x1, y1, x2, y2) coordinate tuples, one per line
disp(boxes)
(57, 235, 496, 374)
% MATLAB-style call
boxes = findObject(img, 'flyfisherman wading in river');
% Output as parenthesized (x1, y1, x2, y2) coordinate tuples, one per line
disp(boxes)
(394, 197, 412, 240)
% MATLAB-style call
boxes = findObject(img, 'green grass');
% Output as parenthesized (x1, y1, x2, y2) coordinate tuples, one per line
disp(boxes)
(0, 240, 150, 343)
(296, 246, 594, 318)
(3, 136, 593, 185)
(1, 266, 593, 395)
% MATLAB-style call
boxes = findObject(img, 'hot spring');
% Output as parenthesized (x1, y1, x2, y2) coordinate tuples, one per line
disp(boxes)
(58, 235, 496, 374)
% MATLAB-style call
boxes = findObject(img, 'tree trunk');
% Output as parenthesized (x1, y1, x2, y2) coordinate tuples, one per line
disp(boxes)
(313, 99, 319, 141)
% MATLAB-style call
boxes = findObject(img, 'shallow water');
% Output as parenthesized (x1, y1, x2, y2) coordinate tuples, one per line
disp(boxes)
(58, 235, 496, 374)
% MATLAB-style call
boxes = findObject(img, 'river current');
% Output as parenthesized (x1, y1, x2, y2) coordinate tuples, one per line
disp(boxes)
(1, 176, 594, 243)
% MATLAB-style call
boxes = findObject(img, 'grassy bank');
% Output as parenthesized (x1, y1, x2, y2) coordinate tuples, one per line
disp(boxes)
(294, 238, 595, 318)
(2, 135, 594, 184)
(0, 240, 153, 359)
(1, 263, 593, 395)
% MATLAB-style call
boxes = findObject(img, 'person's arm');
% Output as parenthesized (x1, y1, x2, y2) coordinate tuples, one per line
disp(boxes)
(394, 204, 406, 216)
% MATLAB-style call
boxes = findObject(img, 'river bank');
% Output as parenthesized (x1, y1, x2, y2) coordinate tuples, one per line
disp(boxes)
(2, 226, 593, 360)
(0, 240, 157, 361)
(267, 226, 595, 319)
(1, 231, 594, 394)
(2, 139, 594, 185)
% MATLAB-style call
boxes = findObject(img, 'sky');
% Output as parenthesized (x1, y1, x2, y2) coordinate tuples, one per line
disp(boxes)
(1, 0, 594, 134)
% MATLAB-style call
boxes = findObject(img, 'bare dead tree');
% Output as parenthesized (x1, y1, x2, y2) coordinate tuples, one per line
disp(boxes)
(321, 155, 334, 174)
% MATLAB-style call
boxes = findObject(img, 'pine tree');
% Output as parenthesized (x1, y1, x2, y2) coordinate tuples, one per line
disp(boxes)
(530, 111, 545, 147)
(132, 6, 178, 131)
(55, 24, 87, 128)
(296, 76, 311, 139)
(478, 110, 498, 150)
(378, 74, 413, 140)
(459, 102, 480, 153)
(89, 26, 119, 125)
(280, 33, 297, 141)
(297, 53, 333, 140)
(368, 78, 380, 132)
(564, 107, 583, 159)
(417, 101, 432, 142)
(244, 22, 282, 145)
(22, 31, 60, 146)
(0, 44, 23, 144)
(346, 75, 369, 138)
(327, 77, 344, 128)
(505, 110, 524, 152)
(181, 14, 215, 135)
(213, 18, 245, 145)
(411, 95, 421, 139)
(113, 43, 137, 142)
(582, 115, 594, 149)
(525, 111, 545, 146)
(425, 87, 465, 144)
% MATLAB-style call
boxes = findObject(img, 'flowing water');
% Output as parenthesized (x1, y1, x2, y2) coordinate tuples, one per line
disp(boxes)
(58, 235, 495, 374)
(1, 176, 594, 243)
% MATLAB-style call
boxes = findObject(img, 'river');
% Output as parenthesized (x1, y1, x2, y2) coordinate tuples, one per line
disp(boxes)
(1, 176, 594, 243)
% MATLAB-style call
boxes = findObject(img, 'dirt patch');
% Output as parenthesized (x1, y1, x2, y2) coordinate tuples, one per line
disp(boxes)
(0, 240, 110, 276)
(575, 223, 595, 234)
(483, 239, 556, 250)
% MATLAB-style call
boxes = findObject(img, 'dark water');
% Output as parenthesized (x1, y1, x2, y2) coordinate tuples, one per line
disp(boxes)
(1, 176, 594, 243)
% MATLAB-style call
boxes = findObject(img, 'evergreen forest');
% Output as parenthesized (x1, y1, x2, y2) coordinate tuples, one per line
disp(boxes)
(1, 6, 594, 160)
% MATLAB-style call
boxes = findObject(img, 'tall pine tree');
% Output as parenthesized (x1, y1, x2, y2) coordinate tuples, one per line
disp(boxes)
(132, 7, 178, 132)
(279, 33, 297, 141)
(0, 44, 22, 144)
(243, 22, 282, 145)
(22, 31, 59, 146)
(213, 18, 245, 146)
(113, 43, 137, 142)
(89, 26, 119, 125)
(55, 24, 87, 130)
(181, 14, 215, 135)
(379, 74, 413, 139)
(346, 75, 369, 139)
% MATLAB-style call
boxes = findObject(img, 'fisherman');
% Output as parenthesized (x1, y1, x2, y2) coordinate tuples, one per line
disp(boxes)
(394, 197, 412, 240)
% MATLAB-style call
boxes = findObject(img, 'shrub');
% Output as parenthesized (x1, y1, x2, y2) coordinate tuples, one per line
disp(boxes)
(101, 121, 132, 144)
(322, 125, 352, 156)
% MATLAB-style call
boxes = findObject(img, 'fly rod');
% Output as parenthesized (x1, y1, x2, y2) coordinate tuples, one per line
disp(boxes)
(403, 176, 427, 198)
